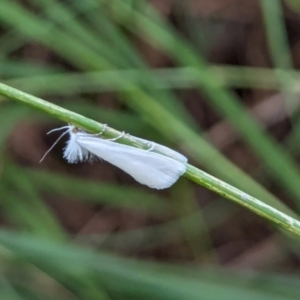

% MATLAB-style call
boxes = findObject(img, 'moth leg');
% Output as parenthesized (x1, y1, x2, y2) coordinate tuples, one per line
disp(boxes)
(96, 124, 108, 136)
(128, 135, 155, 151)
(109, 131, 125, 141)
(147, 142, 155, 152)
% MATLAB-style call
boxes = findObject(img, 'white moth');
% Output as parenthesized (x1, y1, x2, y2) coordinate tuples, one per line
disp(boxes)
(41, 125, 187, 189)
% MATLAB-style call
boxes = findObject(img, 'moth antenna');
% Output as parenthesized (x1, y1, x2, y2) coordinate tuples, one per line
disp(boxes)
(47, 125, 71, 135)
(40, 127, 72, 162)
